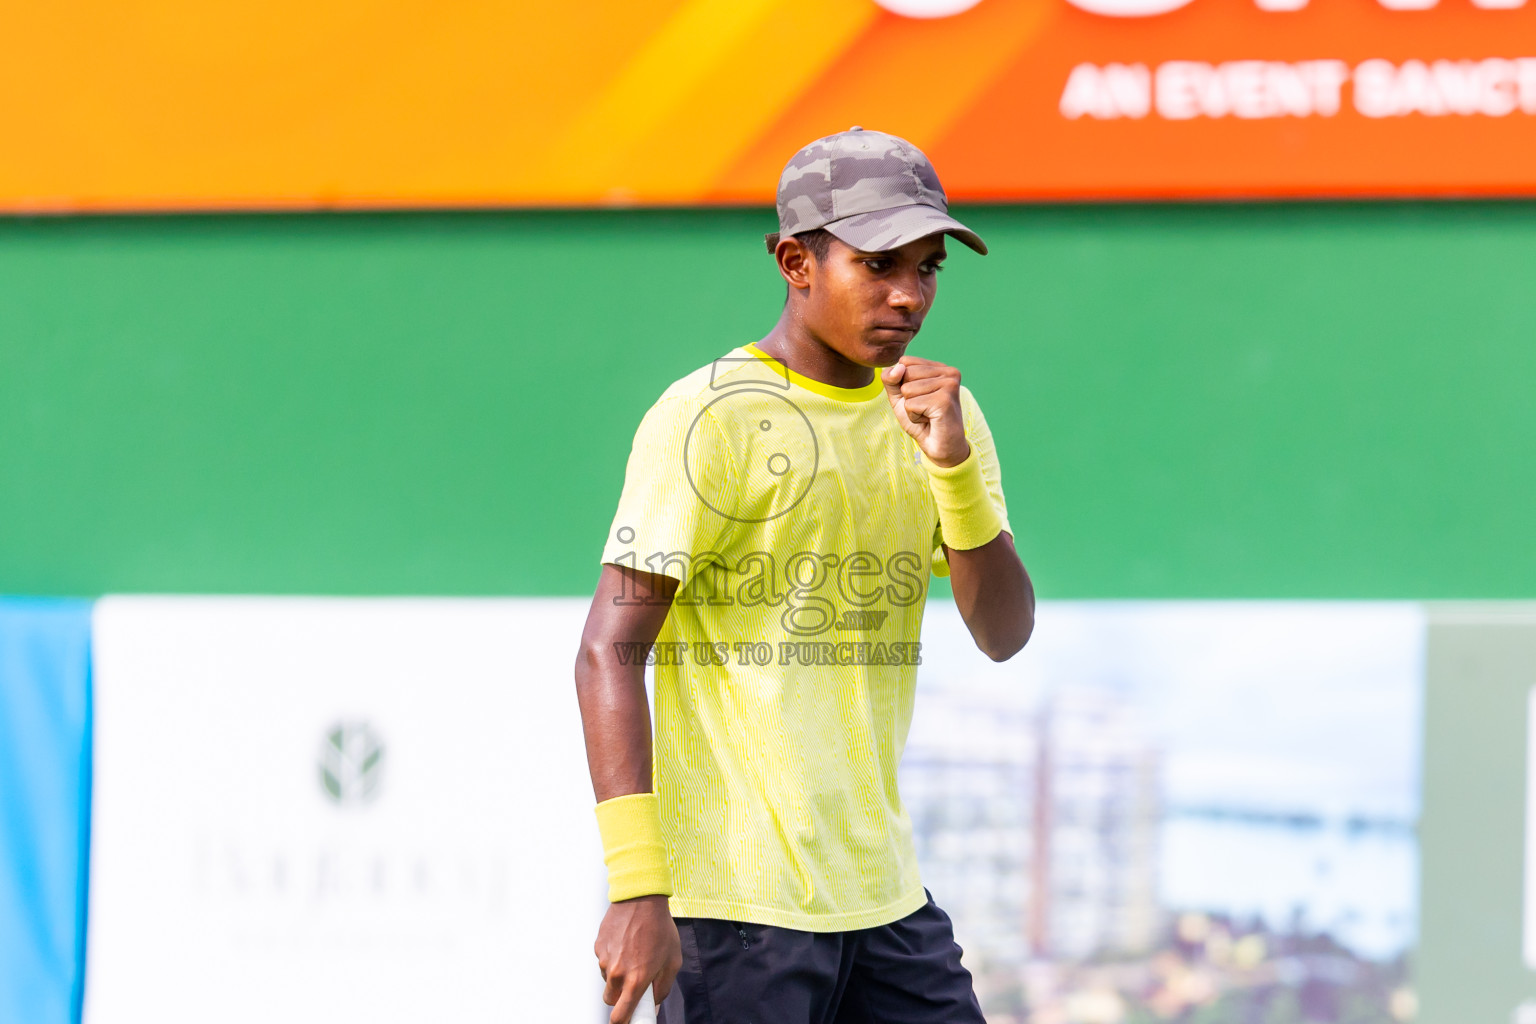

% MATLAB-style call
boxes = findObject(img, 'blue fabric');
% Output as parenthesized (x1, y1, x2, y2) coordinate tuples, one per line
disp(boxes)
(0, 598, 92, 1024)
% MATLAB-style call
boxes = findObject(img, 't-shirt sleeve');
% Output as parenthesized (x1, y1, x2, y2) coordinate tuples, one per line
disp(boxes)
(599, 395, 741, 584)
(931, 385, 1013, 578)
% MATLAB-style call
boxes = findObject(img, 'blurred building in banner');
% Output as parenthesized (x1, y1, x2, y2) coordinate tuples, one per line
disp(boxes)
(901, 603, 1428, 1024)
(905, 683, 1164, 1013)
(1037, 688, 1163, 962)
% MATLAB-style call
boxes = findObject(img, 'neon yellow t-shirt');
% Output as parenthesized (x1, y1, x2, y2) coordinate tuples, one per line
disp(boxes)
(599, 343, 1011, 931)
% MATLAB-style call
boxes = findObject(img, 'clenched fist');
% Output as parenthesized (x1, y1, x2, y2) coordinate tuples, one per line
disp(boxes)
(881, 356, 970, 468)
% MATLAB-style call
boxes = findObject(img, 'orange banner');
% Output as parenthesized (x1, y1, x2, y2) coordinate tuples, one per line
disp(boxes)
(3, 0, 1536, 210)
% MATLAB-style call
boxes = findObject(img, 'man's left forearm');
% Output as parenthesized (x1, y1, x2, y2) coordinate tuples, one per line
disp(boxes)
(945, 530, 1034, 662)
(878, 355, 1033, 660)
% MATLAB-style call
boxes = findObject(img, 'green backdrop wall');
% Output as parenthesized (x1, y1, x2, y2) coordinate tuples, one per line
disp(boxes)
(2, 203, 1533, 598)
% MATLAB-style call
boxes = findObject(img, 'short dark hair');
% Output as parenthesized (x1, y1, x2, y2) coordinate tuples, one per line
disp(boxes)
(763, 228, 835, 261)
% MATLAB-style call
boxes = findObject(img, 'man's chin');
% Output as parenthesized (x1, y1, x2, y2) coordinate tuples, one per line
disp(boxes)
(863, 333, 916, 365)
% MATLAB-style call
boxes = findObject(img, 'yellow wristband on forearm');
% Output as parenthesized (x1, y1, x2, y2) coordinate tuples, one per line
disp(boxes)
(924, 446, 1006, 551)
(594, 792, 673, 903)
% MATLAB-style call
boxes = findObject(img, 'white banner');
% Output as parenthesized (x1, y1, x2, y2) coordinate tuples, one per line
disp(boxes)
(84, 597, 603, 1024)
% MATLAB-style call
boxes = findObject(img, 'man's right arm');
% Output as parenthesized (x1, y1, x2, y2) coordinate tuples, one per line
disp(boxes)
(574, 562, 682, 1024)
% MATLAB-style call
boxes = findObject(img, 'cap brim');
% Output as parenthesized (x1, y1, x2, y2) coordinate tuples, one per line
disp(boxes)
(823, 204, 988, 256)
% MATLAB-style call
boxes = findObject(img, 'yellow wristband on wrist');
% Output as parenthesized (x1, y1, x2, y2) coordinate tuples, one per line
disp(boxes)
(924, 446, 1006, 551)
(594, 792, 673, 903)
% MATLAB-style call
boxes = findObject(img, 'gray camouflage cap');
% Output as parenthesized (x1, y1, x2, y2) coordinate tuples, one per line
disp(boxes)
(775, 126, 987, 256)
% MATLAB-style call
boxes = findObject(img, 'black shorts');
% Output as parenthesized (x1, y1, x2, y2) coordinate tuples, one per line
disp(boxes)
(656, 890, 987, 1024)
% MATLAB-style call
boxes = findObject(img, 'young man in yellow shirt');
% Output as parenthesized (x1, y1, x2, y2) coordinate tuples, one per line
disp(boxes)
(575, 127, 1035, 1024)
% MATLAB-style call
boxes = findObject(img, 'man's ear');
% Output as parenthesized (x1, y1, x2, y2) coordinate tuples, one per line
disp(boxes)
(775, 236, 813, 292)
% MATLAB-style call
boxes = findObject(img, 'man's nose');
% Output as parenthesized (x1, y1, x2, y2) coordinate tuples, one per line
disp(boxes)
(887, 270, 927, 313)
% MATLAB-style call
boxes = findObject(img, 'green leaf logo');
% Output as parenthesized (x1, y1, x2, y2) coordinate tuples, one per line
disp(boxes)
(318, 721, 386, 806)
